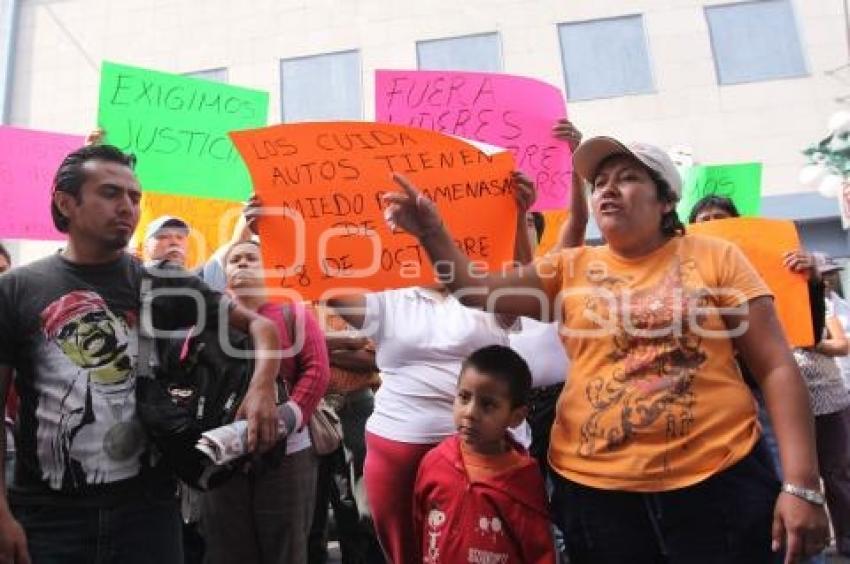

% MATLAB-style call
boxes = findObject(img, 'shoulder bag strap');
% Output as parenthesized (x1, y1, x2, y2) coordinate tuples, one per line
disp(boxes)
(137, 268, 155, 380)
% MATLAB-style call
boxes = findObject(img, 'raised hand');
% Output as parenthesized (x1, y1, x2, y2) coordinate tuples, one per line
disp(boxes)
(84, 128, 105, 147)
(382, 173, 444, 239)
(782, 250, 816, 277)
(240, 195, 263, 235)
(552, 119, 583, 151)
(512, 171, 537, 214)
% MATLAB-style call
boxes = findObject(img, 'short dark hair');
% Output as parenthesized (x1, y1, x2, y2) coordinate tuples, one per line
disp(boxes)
(51, 144, 136, 233)
(223, 239, 261, 266)
(531, 212, 545, 243)
(460, 345, 532, 407)
(0, 242, 10, 266)
(688, 195, 740, 224)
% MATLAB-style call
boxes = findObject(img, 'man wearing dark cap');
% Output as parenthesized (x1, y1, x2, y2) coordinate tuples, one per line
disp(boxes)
(0, 144, 282, 564)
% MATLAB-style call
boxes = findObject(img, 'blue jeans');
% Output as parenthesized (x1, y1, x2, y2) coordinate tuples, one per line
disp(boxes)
(12, 494, 182, 564)
(551, 444, 780, 564)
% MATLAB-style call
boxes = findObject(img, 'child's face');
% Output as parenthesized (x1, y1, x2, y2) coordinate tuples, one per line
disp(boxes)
(453, 367, 527, 455)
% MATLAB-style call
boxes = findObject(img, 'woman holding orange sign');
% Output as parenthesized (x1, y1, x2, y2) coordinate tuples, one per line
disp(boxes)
(691, 195, 850, 559)
(382, 136, 829, 563)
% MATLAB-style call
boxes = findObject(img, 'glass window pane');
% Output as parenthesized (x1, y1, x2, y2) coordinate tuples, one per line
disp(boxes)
(280, 50, 362, 122)
(558, 15, 655, 101)
(705, 0, 807, 85)
(184, 68, 228, 83)
(417, 32, 502, 72)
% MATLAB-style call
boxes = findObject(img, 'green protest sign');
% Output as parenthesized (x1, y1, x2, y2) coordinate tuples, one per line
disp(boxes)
(97, 61, 269, 201)
(676, 162, 762, 222)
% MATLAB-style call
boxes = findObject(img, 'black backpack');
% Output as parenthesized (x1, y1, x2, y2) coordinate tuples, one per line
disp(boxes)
(136, 323, 256, 490)
(135, 269, 260, 490)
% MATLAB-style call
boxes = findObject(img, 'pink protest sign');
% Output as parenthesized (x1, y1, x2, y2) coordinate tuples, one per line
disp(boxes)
(376, 70, 570, 211)
(0, 126, 83, 240)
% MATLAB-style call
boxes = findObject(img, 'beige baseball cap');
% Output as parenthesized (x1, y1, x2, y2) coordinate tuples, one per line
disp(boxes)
(573, 137, 682, 200)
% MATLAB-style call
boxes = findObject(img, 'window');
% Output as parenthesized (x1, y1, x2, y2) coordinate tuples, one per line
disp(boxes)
(558, 15, 655, 101)
(280, 50, 362, 122)
(184, 68, 228, 83)
(416, 32, 502, 72)
(705, 0, 807, 85)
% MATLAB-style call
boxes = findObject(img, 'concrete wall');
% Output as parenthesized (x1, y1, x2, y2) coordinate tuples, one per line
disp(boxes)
(4, 0, 849, 263)
(8, 0, 848, 194)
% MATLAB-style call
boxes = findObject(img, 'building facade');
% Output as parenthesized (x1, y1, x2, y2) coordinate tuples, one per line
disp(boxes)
(1, 0, 848, 262)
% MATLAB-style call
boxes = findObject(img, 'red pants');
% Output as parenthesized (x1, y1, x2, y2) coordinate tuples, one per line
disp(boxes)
(363, 432, 437, 564)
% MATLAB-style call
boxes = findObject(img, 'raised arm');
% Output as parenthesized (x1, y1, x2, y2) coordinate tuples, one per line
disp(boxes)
(551, 119, 588, 251)
(383, 174, 549, 319)
(512, 172, 537, 266)
(203, 196, 259, 278)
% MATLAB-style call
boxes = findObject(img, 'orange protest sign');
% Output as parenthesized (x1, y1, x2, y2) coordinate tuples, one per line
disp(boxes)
(688, 217, 813, 347)
(133, 192, 242, 269)
(535, 210, 568, 257)
(229, 122, 517, 301)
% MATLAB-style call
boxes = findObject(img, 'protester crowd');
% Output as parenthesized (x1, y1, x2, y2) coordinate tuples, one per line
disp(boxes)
(0, 115, 846, 564)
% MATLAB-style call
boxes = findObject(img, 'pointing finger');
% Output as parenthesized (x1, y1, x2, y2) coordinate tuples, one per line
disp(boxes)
(392, 173, 420, 199)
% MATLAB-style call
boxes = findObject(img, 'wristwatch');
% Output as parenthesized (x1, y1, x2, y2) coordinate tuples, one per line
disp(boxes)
(782, 483, 826, 506)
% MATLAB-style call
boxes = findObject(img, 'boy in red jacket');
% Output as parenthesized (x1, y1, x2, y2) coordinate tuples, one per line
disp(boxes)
(413, 345, 556, 564)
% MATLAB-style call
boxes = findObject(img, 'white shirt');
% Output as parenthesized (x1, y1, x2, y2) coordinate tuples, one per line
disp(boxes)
(363, 287, 530, 445)
(509, 318, 569, 388)
(828, 291, 850, 389)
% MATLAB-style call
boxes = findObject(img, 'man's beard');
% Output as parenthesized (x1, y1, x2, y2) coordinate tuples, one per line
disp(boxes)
(103, 233, 132, 251)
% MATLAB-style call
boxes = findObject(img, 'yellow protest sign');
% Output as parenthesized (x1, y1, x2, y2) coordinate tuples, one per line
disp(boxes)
(133, 192, 242, 269)
(535, 210, 568, 257)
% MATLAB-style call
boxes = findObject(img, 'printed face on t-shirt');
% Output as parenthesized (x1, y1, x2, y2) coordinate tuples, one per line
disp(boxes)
(54, 308, 132, 385)
(36, 288, 143, 488)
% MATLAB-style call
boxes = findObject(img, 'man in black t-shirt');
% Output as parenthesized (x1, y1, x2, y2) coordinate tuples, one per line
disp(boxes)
(0, 145, 282, 564)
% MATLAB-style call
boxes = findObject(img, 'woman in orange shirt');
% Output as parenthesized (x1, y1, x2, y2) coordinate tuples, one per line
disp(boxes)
(382, 137, 829, 563)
